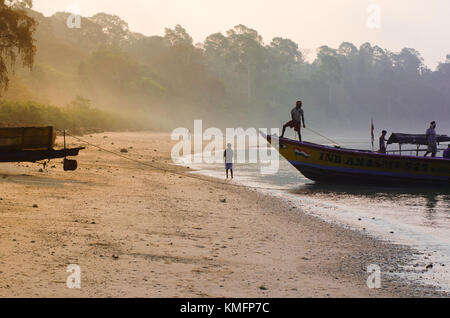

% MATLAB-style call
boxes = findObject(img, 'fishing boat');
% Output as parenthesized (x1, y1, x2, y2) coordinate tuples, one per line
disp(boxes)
(263, 132, 450, 186)
(0, 126, 84, 171)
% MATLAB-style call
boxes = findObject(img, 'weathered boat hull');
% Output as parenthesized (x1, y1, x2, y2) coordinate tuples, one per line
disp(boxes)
(0, 126, 56, 151)
(0, 148, 84, 163)
(266, 135, 450, 186)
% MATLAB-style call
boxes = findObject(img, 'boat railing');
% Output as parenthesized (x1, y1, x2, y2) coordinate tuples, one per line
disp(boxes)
(387, 146, 449, 157)
(387, 148, 448, 153)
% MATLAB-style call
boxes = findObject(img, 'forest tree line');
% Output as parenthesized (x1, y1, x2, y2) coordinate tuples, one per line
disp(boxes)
(2, 4, 450, 134)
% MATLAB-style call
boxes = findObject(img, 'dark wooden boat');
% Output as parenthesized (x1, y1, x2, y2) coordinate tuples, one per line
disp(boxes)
(263, 133, 450, 186)
(0, 126, 84, 171)
(0, 147, 84, 163)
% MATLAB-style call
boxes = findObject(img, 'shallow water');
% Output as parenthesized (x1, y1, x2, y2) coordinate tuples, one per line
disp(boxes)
(175, 135, 450, 292)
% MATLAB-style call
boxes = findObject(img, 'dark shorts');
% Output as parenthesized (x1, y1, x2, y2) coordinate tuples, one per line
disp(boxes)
(225, 163, 233, 170)
(284, 120, 301, 133)
(428, 144, 437, 153)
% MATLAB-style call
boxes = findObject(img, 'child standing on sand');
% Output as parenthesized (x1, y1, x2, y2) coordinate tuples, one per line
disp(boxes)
(224, 143, 234, 179)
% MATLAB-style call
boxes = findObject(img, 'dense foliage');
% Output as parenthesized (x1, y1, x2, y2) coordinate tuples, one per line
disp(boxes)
(2, 7, 450, 134)
(0, 0, 36, 92)
(0, 97, 136, 132)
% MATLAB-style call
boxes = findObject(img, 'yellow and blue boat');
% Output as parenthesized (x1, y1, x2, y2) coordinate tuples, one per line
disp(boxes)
(264, 133, 450, 186)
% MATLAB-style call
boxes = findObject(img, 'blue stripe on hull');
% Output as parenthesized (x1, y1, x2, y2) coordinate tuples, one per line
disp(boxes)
(288, 160, 450, 182)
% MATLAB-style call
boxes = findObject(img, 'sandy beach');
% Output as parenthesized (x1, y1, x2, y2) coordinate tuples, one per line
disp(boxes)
(0, 132, 442, 297)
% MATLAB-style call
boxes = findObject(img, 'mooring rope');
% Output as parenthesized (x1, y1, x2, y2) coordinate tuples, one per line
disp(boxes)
(304, 127, 341, 147)
(57, 129, 293, 191)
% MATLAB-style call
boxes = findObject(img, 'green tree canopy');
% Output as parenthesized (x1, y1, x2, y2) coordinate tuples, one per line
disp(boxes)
(0, 0, 36, 93)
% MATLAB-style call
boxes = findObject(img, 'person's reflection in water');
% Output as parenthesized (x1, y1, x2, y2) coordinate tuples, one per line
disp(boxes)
(424, 193, 439, 225)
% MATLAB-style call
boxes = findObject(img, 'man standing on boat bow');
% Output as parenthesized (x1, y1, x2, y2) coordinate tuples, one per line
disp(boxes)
(424, 121, 438, 158)
(281, 101, 306, 142)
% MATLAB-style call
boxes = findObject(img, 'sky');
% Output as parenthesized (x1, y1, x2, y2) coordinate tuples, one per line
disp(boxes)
(33, 0, 450, 69)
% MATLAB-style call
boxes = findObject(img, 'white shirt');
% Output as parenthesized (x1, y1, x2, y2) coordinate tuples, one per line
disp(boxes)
(291, 107, 304, 122)
(224, 148, 234, 163)
(426, 127, 437, 145)
(379, 135, 387, 149)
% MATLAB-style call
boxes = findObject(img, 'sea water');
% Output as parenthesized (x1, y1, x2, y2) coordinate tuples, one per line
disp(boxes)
(175, 133, 450, 292)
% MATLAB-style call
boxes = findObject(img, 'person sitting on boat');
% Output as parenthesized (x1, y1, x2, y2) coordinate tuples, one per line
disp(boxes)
(378, 130, 388, 153)
(443, 145, 450, 159)
(424, 121, 437, 158)
(281, 101, 306, 142)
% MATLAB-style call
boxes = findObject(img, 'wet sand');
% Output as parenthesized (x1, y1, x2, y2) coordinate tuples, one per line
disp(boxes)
(0, 132, 442, 297)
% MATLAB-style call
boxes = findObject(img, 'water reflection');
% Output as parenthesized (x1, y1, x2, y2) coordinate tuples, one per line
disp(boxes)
(290, 183, 450, 227)
(294, 182, 449, 197)
(425, 194, 439, 222)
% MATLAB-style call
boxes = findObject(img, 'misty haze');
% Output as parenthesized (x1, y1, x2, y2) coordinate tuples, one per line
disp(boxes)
(1, 0, 450, 303)
(2, 5, 450, 135)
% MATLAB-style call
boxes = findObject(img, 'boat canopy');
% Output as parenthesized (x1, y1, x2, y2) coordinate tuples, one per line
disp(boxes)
(387, 133, 450, 145)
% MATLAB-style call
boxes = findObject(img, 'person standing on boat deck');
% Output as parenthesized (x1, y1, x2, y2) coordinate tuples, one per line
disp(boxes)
(424, 121, 438, 158)
(443, 145, 450, 159)
(224, 143, 234, 179)
(379, 130, 388, 153)
(281, 101, 306, 142)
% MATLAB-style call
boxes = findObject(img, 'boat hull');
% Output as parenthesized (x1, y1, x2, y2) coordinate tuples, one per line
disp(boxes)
(266, 135, 450, 186)
(0, 147, 84, 163)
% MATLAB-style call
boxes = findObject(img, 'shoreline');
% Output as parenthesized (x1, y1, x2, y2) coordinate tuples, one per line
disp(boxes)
(184, 166, 447, 297)
(0, 131, 445, 297)
(181, 145, 450, 294)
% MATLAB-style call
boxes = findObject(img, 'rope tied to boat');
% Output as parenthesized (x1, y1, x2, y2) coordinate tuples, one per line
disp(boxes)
(305, 127, 341, 147)
(56, 129, 292, 191)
